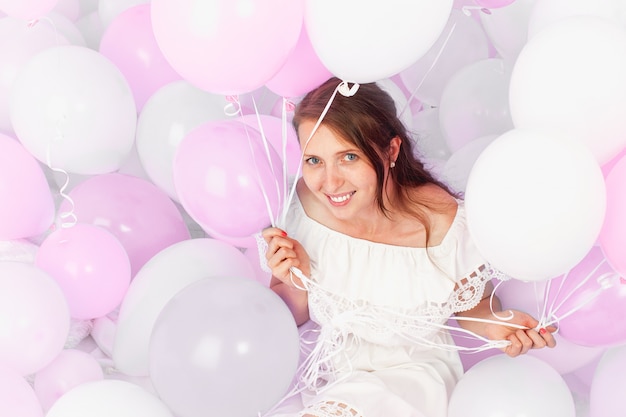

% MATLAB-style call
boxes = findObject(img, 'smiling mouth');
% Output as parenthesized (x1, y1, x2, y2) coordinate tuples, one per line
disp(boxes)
(327, 191, 355, 204)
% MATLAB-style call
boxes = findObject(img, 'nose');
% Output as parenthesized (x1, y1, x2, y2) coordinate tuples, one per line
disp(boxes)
(323, 164, 344, 191)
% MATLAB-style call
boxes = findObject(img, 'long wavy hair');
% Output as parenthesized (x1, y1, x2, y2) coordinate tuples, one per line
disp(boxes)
(292, 77, 458, 246)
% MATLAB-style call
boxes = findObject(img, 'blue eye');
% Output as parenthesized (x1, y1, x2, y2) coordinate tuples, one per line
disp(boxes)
(345, 153, 357, 161)
(305, 156, 320, 165)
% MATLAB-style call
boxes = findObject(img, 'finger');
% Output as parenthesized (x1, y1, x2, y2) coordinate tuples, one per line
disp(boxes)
(505, 335, 522, 357)
(262, 227, 287, 242)
(538, 327, 557, 348)
(265, 236, 294, 260)
(515, 329, 534, 354)
(525, 329, 547, 349)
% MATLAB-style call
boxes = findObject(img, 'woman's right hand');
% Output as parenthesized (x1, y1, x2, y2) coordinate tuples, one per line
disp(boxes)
(262, 227, 311, 289)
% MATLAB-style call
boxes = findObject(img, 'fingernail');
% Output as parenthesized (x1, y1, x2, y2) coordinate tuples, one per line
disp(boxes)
(281, 230, 287, 237)
(539, 328, 547, 335)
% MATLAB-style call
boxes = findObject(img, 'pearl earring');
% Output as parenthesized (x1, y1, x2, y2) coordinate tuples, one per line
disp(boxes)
(390, 161, 396, 168)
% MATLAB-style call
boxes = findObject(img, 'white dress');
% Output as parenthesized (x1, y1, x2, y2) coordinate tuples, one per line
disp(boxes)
(267, 195, 500, 417)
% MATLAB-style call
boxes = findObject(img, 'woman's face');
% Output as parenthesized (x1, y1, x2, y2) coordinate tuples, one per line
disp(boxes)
(298, 120, 381, 221)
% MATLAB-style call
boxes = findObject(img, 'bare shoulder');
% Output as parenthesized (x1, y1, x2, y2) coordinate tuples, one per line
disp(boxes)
(412, 183, 458, 244)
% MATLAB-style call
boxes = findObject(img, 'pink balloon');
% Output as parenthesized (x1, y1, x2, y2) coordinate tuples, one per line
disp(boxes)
(149, 276, 300, 417)
(35, 223, 131, 319)
(150, 0, 304, 94)
(60, 173, 190, 277)
(265, 25, 332, 98)
(34, 349, 104, 412)
(546, 246, 626, 347)
(173, 119, 285, 238)
(529, 334, 606, 375)
(99, 4, 181, 111)
(238, 113, 302, 178)
(0, 262, 70, 376)
(599, 154, 626, 276)
(0, 0, 58, 20)
(0, 134, 55, 240)
(0, 366, 43, 417)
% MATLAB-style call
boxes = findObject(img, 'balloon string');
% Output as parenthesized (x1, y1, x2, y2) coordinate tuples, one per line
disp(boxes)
(546, 259, 606, 319)
(45, 107, 77, 229)
(227, 95, 279, 228)
(398, 20, 457, 117)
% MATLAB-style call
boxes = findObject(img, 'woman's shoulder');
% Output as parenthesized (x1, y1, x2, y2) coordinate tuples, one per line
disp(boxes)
(410, 183, 459, 245)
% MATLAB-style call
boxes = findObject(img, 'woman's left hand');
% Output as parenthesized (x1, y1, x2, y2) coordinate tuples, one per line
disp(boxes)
(485, 310, 557, 357)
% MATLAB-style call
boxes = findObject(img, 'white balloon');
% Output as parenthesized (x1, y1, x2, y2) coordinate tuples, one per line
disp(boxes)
(528, 0, 626, 39)
(510, 16, 626, 164)
(305, 0, 454, 83)
(112, 238, 256, 376)
(399, 9, 490, 106)
(439, 58, 514, 152)
(465, 129, 606, 281)
(442, 134, 497, 194)
(135, 80, 231, 201)
(10, 45, 136, 175)
(46, 380, 174, 417)
(449, 355, 575, 417)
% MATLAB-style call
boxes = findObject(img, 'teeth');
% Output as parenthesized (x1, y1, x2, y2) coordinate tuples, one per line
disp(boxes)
(330, 193, 352, 203)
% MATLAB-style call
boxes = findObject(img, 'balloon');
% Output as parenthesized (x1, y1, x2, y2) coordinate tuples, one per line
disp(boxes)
(411, 107, 451, 160)
(528, 0, 626, 40)
(35, 223, 131, 319)
(0, 0, 58, 20)
(173, 119, 285, 238)
(439, 58, 514, 152)
(265, 24, 332, 99)
(509, 16, 626, 165)
(0, 134, 55, 240)
(99, 4, 181, 111)
(599, 155, 626, 276)
(305, 0, 454, 83)
(45, 12, 86, 46)
(465, 129, 606, 281)
(399, 9, 490, 106)
(546, 246, 626, 347)
(149, 276, 300, 417)
(529, 333, 606, 375)
(10, 45, 136, 175)
(590, 345, 626, 417)
(150, 0, 304, 94)
(0, 16, 70, 133)
(0, 366, 43, 417)
(238, 113, 302, 178)
(448, 355, 575, 417)
(46, 379, 174, 417)
(113, 238, 256, 376)
(136, 80, 231, 201)
(33, 349, 104, 412)
(98, 0, 149, 28)
(442, 134, 497, 194)
(0, 262, 70, 376)
(59, 173, 190, 277)
(479, 0, 537, 65)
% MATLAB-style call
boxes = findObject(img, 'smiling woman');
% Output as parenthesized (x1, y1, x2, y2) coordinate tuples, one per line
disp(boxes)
(261, 77, 556, 417)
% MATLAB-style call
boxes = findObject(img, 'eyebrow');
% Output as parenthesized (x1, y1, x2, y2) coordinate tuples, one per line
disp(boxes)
(303, 148, 361, 158)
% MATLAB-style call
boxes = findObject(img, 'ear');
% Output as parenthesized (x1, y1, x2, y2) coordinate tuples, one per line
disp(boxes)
(388, 136, 402, 162)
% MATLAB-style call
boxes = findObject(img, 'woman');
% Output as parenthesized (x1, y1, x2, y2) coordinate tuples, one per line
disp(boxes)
(263, 77, 555, 417)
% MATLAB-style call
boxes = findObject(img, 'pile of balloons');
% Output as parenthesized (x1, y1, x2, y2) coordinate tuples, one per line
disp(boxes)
(2, 0, 626, 416)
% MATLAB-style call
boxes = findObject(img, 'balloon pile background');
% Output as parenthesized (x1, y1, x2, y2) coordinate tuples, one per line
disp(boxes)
(1, 1, 626, 416)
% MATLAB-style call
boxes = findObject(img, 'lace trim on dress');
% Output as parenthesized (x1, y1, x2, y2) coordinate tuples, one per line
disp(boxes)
(300, 400, 363, 417)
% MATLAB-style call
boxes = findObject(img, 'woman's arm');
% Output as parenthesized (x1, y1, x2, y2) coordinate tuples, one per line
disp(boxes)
(455, 280, 557, 357)
(263, 227, 310, 326)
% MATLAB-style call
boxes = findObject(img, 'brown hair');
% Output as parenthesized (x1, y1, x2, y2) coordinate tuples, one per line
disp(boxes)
(293, 77, 458, 245)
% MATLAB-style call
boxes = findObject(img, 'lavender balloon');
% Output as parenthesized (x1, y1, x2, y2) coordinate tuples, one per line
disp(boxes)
(149, 276, 299, 417)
